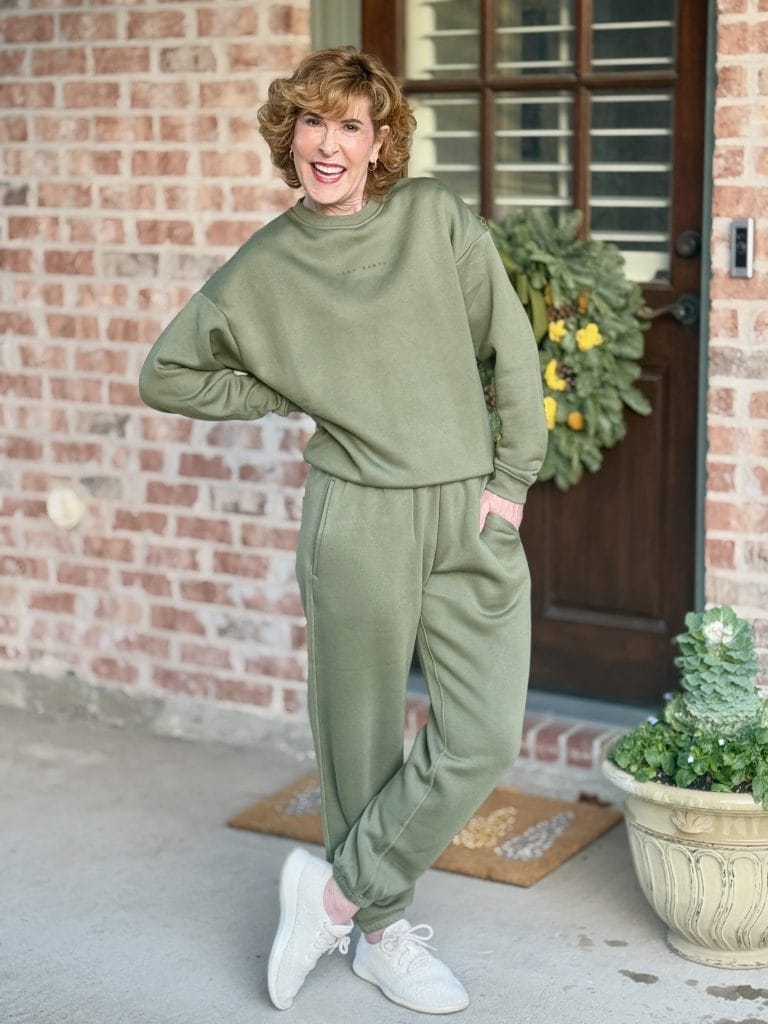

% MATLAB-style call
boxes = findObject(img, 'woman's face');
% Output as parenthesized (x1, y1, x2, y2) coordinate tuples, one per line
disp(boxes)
(291, 98, 389, 216)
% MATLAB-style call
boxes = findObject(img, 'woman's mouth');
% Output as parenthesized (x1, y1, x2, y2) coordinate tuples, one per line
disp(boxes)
(311, 162, 345, 184)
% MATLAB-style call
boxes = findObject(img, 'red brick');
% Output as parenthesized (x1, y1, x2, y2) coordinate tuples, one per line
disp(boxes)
(132, 150, 189, 176)
(206, 421, 263, 448)
(5, 436, 44, 460)
(229, 42, 307, 72)
(534, 721, 572, 763)
(46, 314, 98, 340)
(141, 417, 193, 443)
(38, 182, 92, 208)
(44, 250, 94, 275)
(0, 83, 54, 108)
(146, 481, 199, 507)
(90, 657, 139, 685)
(0, 555, 48, 581)
(176, 516, 233, 543)
(159, 45, 216, 73)
(29, 591, 78, 614)
(151, 606, 206, 636)
(164, 185, 225, 211)
(200, 150, 261, 176)
(214, 678, 273, 706)
(229, 116, 261, 144)
(706, 461, 736, 492)
(290, 623, 307, 650)
(0, 116, 27, 141)
(159, 114, 219, 142)
(708, 387, 735, 416)
(0, 249, 33, 273)
(2, 14, 54, 43)
(137, 220, 195, 245)
(145, 545, 199, 571)
(9, 215, 60, 241)
(127, 11, 186, 39)
(180, 642, 232, 670)
(51, 441, 102, 464)
(34, 116, 89, 142)
(68, 217, 125, 245)
(66, 150, 122, 176)
(749, 391, 768, 418)
(94, 116, 154, 143)
(713, 145, 744, 178)
(5, 146, 59, 176)
(60, 13, 117, 42)
(154, 667, 212, 697)
(0, 310, 37, 334)
(749, 465, 768, 495)
(0, 374, 43, 398)
(49, 378, 103, 401)
(179, 580, 235, 604)
(200, 81, 262, 108)
(120, 571, 172, 597)
(99, 185, 156, 210)
(206, 220, 261, 245)
(706, 539, 736, 569)
(108, 382, 143, 406)
(178, 453, 232, 479)
(139, 449, 164, 472)
(269, 5, 310, 34)
(197, 7, 259, 36)
(63, 81, 120, 109)
(213, 551, 269, 577)
(565, 726, 612, 768)
(93, 46, 150, 74)
(113, 510, 168, 535)
(244, 655, 305, 682)
(31, 46, 86, 76)
(19, 343, 68, 370)
(240, 522, 298, 550)
(131, 81, 192, 109)
(57, 565, 109, 589)
(83, 537, 134, 562)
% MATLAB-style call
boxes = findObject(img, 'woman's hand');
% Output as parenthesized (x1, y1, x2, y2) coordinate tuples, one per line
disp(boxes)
(478, 489, 524, 532)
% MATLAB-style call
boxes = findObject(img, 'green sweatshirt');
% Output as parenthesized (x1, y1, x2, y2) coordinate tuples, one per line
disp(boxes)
(139, 177, 547, 503)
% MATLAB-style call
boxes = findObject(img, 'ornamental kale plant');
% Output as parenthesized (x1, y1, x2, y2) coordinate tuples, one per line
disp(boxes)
(609, 606, 768, 809)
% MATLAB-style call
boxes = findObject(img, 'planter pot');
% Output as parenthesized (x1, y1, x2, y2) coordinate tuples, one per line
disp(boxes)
(602, 759, 768, 969)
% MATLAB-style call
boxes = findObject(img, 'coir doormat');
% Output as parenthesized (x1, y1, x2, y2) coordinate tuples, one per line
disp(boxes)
(228, 774, 622, 887)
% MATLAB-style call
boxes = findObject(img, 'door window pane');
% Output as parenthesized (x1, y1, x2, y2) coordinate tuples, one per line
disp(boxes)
(494, 94, 573, 219)
(409, 94, 480, 210)
(589, 92, 674, 280)
(495, 0, 575, 76)
(592, 0, 677, 73)
(406, 0, 481, 79)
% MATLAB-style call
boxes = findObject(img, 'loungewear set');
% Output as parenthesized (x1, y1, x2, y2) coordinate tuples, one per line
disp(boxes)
(139, 177, 548, 932)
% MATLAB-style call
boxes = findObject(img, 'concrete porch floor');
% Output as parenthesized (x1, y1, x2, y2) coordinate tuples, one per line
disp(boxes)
(2, 705, 765, 1024)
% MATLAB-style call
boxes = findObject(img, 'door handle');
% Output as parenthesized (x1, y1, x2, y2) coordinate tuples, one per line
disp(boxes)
(638, 293, 699, 326)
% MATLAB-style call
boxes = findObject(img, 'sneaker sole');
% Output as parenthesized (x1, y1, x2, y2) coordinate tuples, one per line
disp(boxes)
(267, 848, 312, 1011)
(352, 959, 470, 1015)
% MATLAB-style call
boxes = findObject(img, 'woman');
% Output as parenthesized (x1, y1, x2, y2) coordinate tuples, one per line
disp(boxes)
(139, 47, 547, 1016)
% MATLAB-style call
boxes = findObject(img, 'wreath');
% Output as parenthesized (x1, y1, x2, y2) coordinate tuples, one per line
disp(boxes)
(481, 209, 651, 491)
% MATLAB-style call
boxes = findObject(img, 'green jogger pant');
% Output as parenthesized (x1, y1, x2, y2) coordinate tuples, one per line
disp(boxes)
(296, 469, 532, 932)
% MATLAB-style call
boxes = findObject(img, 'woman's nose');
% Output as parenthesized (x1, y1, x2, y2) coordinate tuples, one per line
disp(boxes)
(319, 129, 339, 155)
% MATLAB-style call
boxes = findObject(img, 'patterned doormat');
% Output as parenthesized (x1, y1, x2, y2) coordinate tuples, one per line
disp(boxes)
(228, 774, 622, 887)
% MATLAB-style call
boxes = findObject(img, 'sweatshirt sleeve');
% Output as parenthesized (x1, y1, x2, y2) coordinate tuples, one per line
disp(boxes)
(457, 230, 548, 503)
(138, 291, 299, 421)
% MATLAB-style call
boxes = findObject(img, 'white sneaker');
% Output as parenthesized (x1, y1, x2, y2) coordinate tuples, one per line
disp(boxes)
(352, 919, 470, 1015)
(267, 848, 353, 1010)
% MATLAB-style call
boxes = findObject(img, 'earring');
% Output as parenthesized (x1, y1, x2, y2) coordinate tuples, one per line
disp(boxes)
(289, 148, 294, 161)
(368, 159, 378, 171)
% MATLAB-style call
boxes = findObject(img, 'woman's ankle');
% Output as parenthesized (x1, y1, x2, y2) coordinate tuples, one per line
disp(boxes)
(323, 876, 358, 926)
(364, 928, 385, 944)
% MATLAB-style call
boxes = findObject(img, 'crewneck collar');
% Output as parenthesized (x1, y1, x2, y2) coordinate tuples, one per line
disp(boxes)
(288, 196, 383, 229)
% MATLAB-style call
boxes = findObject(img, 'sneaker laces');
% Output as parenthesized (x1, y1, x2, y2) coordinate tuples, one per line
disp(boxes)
(313, 921, 351, 958)
(381, 923, 437, 973)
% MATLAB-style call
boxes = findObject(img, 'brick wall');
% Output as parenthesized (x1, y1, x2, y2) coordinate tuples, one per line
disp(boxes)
(0, 1, 313, 718)
(708, 0, 768, 682)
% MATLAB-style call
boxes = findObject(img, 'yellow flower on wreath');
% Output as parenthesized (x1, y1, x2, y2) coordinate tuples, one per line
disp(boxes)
(544, 358, 567, 392)
(548, 319, 567, 343)
(543, 396, 558, 430)
(567, 410, 585, 431)
(576, 322, 603, 351)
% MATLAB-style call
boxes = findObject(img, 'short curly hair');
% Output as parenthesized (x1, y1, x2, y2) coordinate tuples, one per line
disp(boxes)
(257, 47, 416, 201)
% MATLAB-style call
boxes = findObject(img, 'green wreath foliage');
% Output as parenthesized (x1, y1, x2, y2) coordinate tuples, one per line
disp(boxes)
(484, 209, 651, 491)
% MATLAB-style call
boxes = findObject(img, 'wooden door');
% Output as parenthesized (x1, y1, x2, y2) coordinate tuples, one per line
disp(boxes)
(363, 0, 708, 705)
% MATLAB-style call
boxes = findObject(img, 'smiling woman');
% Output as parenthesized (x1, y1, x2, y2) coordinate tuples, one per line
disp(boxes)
(290, 106, 389, 215)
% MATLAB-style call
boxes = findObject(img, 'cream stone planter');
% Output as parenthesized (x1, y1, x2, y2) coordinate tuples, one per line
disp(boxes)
(602, 759, 768, 969)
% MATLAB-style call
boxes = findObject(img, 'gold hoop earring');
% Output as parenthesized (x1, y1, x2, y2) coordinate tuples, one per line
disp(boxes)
(289, 148, 294, 161)
(368, 159, 378, 171)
